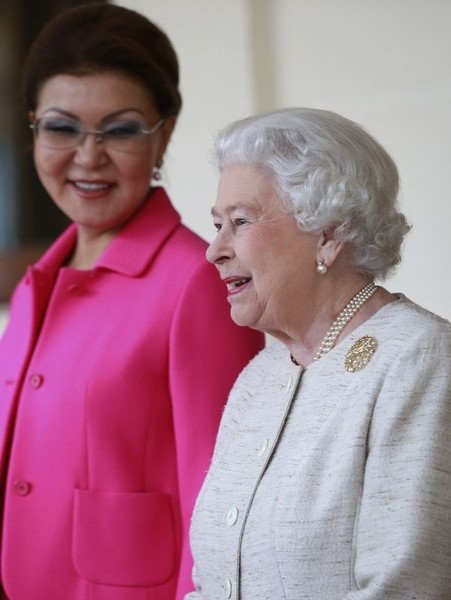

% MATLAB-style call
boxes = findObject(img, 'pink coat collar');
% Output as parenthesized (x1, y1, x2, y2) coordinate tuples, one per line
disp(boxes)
(32, 187, 181, 278)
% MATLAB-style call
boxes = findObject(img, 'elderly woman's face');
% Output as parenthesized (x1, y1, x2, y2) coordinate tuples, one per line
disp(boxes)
(207, 164, 319, 336)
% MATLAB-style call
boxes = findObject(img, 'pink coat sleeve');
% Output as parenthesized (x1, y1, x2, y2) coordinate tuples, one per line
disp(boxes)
(169, 259, 264, 599)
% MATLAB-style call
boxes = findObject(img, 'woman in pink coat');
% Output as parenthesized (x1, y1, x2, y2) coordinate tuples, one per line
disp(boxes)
(0, 5, 263, 600)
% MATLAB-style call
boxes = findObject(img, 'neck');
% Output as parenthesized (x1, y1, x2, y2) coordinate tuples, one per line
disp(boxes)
(66, 228, 116, 270)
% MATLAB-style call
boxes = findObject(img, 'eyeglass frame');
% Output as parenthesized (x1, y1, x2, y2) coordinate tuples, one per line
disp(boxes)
(29, 116, 166, 152)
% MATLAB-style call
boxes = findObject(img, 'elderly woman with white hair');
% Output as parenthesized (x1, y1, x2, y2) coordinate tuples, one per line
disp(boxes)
(185, 108, 451, 599)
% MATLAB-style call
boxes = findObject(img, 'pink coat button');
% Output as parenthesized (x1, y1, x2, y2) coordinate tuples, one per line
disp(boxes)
(29, 374, 44, 388)
(14, 480, 32, 496)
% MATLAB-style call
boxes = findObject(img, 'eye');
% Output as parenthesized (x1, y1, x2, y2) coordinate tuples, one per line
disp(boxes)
(40, 118, 79, 137)
(213, 222, 222, 232)
(234, 217, 248, 227)
(103, 121, 143, 138)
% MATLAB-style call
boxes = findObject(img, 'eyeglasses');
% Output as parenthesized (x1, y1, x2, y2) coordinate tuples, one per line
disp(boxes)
(29, 116, 165, 153)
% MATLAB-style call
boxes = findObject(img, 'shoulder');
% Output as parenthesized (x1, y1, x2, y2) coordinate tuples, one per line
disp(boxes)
(141, 187, 209, 268)
(391, 295, 450, 331)
(149, 221, 213, 294)
(160, 223, 208, 267)
(170, 222, 208, 254)
(364, 295, 451, 362)
(348, 298, 451, 414)
(365, 298, 451, 436)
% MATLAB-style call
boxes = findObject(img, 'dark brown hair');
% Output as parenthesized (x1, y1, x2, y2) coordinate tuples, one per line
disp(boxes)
(22, 3, 182, 117)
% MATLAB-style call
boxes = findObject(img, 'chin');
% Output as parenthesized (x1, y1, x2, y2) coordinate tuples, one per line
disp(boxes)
(230, 311, 249, 328)
(230, 309, 261, 331)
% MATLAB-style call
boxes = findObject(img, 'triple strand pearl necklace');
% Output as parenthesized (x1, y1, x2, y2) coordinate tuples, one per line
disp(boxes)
(291, 281, 378, 366)
(313, 281, 377, 361)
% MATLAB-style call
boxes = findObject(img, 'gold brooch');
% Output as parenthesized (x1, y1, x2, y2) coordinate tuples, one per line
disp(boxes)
(345, 335, 377, 372)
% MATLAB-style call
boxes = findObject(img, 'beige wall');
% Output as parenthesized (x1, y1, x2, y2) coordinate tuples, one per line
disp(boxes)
(1, 0, 449, 333)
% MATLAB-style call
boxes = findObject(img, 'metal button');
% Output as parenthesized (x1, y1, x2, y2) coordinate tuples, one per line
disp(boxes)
(14, 480, 32, 496)
(257, 438, 269, 457)
(29, 374, 44, 389)
(224, 578, 232, 598)
(225, 505, 239, 527)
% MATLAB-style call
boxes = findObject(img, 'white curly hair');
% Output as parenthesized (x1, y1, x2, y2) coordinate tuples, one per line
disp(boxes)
(213, 107, 411, 280)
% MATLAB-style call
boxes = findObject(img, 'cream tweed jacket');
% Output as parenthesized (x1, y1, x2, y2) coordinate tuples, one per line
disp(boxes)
(187, 297, 451, 599)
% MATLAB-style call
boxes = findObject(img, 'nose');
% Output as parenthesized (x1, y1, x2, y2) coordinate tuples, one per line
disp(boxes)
(73, 133, 108, 168)
(206, 229, 234, 265)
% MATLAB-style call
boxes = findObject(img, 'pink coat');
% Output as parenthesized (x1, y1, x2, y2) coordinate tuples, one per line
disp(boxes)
(0, 188, 264, 600)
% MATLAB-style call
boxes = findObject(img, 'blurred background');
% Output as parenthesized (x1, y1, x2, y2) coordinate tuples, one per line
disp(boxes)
(1, 0, 450, 334)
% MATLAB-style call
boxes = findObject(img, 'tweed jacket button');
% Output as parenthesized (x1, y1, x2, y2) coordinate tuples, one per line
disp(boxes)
(257, 438, 269, 457)
(225, 505, 239, 526)
(224, 577, 232, 598)
(14, 480, 32, 496)
(29, 373, 44, 388)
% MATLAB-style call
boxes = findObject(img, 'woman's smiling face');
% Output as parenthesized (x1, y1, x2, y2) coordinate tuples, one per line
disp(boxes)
(207, 164, 320, 336)
(32, 71, 171, 241)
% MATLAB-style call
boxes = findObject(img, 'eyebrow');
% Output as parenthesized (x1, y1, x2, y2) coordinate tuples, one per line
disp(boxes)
(211, 201, 255, 217)
(39, 107, 147, 121)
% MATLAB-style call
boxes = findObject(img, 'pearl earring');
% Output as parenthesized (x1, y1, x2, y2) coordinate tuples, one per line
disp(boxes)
(316, 261, 327, 275)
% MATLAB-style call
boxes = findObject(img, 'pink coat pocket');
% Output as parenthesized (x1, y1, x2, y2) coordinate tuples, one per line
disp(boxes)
(73, 490, 176, 586)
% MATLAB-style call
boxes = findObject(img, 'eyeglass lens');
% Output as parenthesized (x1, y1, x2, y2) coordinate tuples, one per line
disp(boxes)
(32, 117, 158, 153)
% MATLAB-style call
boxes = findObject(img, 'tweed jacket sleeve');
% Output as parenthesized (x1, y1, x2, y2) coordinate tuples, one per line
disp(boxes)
(346, 323, 451, 598)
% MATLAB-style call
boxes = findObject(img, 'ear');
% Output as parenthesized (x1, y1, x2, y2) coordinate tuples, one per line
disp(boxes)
(28, 111, 35, 123)
(316, 230, 345, 268)
(156, 115, 177, 163)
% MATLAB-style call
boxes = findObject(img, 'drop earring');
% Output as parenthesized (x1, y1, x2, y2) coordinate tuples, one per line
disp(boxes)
(316, 261, 327, 275)
(153, 159, 163, 181)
